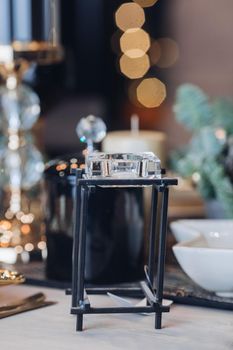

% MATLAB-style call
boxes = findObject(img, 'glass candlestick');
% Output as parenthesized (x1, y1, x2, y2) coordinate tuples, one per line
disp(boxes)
(0, 0, 62, 263)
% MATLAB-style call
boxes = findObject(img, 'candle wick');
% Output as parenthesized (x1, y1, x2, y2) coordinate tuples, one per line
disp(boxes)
(131, 114, 139, 134)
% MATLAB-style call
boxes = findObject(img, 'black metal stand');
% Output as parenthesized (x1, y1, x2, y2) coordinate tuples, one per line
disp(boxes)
(68, 169, 177, 331)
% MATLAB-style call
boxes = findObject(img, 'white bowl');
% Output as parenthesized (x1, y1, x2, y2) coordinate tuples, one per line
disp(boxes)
(170, 219, 233, 248)
(173, 237, 233, 297)
(170, 220, 201, 242)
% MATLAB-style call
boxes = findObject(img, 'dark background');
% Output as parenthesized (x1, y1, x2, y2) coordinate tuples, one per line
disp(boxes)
(31, 0, 171, 158)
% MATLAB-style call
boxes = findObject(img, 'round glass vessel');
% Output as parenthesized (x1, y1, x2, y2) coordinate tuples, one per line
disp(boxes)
(44, 154, 145, 283)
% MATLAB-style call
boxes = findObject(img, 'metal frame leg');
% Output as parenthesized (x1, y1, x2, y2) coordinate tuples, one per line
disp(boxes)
(148, 186, 158, 286)
(71, 182, 81, 308)
(68, 176, 177, 332)
(76, 185, 89, 331)
(155, 186, 169, 329)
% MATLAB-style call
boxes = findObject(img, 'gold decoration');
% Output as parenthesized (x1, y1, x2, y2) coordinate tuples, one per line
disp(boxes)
(0, 269, 25, 286)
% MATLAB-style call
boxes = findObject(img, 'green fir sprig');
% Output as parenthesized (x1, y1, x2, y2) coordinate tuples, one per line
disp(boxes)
(172, 84, 233, 218)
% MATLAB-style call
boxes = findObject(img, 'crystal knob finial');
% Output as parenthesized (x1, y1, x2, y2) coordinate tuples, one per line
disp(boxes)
(76, 115, 106, 151)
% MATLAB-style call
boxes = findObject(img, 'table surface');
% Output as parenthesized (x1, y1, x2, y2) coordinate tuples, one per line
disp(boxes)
(0, 285, 232, 350)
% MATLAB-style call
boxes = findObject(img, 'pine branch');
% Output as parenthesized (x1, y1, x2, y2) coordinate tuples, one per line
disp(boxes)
(173, 84, 213, 131)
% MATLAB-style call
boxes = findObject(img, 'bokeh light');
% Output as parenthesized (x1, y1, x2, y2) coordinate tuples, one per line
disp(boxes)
(115, 3, 145, 32)
(71, 163, 78, 169)
(192, 172, 201, 183)
(215, 128, 226, 141)
(21, 224, 31, 235)
(155, 38, 179, 68)
(119, 54, 150, 79)
(25, 242, 34, 252)
(149, 40, 161, 65)
(136, 78, 166, 107)
(120, 28, 150, 58)
(56, 163, 67, 172)
(0, 220, 12, 230)
(38, 241, 47, 250)
(15, 245, 23, 254)
(20, 213, 34, 224)
(133, 0, 159, 8)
